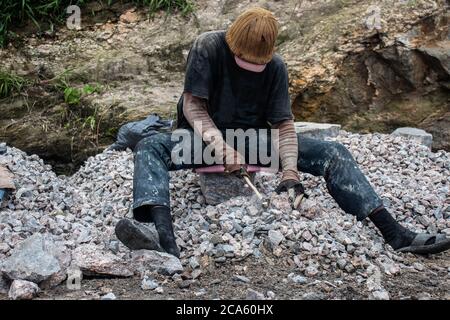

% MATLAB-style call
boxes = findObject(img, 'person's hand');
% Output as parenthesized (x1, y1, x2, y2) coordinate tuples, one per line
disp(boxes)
(224, 163, 245, 175)
(275, 179, 309, 209)
(223, 147, 246, 175)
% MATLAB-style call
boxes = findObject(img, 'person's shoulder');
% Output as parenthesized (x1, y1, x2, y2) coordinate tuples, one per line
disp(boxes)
(269, 53, 287, 72)
(193, 30, 226, 50)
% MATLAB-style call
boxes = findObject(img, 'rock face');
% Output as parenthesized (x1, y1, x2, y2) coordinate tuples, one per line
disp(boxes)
(291, 2, 449, 151)
(72, 244, 133, 277)
(294, 122, 341, 139)
(8, 280, 40, 300)
(132, 250, 183, 276)
(198, 173, 255, 205)
(1, 234, 61, 284)
(392, 127, 433, 149)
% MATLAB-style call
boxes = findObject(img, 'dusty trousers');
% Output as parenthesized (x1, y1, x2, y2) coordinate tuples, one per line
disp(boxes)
(132, 129, 383, 221)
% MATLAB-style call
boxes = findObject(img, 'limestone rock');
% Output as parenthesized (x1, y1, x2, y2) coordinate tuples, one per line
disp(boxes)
(40, 239, 72, 289)
(132, 250, 183, 276)
(392, 127, 433, 148)
(1, 234, 60, 283)
(8, 280, 40, 300)
(72, 244, 133, 277)
(294, 122, 341, 139)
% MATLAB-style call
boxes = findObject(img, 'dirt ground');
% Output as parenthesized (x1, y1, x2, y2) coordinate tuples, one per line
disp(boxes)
(2, 251, 446, 301)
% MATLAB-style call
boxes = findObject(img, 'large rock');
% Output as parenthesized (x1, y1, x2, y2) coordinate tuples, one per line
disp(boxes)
(391, 127, 433, 148)
(294, 122, 341, 139)
(131, 250, 183, 276)
(72, 244, 133, 277)
(8, 280, 40, 300)
(199, 172, 255, 205)
(1, 234, 61, 284)
(39, 240, 72, 289)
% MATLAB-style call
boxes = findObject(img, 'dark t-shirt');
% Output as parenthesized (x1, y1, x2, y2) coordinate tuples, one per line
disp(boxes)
(176, 30, 293, 130)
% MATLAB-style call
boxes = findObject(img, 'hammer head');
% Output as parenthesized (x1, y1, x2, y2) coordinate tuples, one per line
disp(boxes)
(288, 189, 306, 210)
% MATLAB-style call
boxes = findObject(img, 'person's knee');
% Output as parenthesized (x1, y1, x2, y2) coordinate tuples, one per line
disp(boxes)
(135, 134, 168, 155)
(328, 142, 352, 161)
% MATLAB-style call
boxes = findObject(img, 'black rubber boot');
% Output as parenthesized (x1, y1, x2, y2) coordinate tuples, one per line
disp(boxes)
(369, 208, 418, 250)
(115, 218, 163, 251)
(149, 206, 180, 258)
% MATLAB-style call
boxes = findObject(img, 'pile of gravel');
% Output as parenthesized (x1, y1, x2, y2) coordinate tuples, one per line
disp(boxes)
(0, 131, 449, 299)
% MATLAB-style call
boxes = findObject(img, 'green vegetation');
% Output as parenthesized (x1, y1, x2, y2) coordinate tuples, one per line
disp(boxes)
(63, 84, 101, 105)
(0, 1, 87, 47)
(0, 70, 27, 98)
(0, 0, 193, 47)
(137, 0, 193, 15)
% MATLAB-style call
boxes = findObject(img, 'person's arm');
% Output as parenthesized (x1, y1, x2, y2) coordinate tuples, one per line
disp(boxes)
(272, 119, 307, 207)
(183, 92, 245, 173)
(272, 119, 300, 182)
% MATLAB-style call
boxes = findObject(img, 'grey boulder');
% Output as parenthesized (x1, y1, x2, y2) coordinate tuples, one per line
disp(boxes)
(72, 244, 133, 277)
(8, 279, 40, 300)
(392, 127, 433, 148)
(1, 234, 61, 284)
(132, 250, 183, 276)
(294, 122, 341, 139)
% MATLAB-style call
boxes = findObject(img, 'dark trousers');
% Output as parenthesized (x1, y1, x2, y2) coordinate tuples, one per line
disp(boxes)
(133, 130, 383, 221)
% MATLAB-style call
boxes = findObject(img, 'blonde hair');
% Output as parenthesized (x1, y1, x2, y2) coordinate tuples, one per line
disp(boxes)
(226, 7, 279, 65)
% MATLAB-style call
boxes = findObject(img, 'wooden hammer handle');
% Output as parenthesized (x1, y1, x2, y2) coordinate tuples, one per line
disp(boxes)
(243, 176, 263, 200)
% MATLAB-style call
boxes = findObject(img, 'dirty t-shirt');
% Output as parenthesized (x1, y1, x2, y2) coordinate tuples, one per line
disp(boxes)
(176, 31, 293, 130)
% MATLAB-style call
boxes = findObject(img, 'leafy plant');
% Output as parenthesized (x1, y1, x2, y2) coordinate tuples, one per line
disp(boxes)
(83, 114, 97, 131)
(63, 83, 101, 105)
(81, 83, 101, 95)
(136, 0, 194, 15)
(0, 70, 26, 98)
(63, 86, 82, 105)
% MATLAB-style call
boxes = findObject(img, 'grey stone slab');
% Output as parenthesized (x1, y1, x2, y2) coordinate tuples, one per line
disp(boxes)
(199, 172, 255, 205)
(391, 127, 432, 148)
(294, 122, 341, 139)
